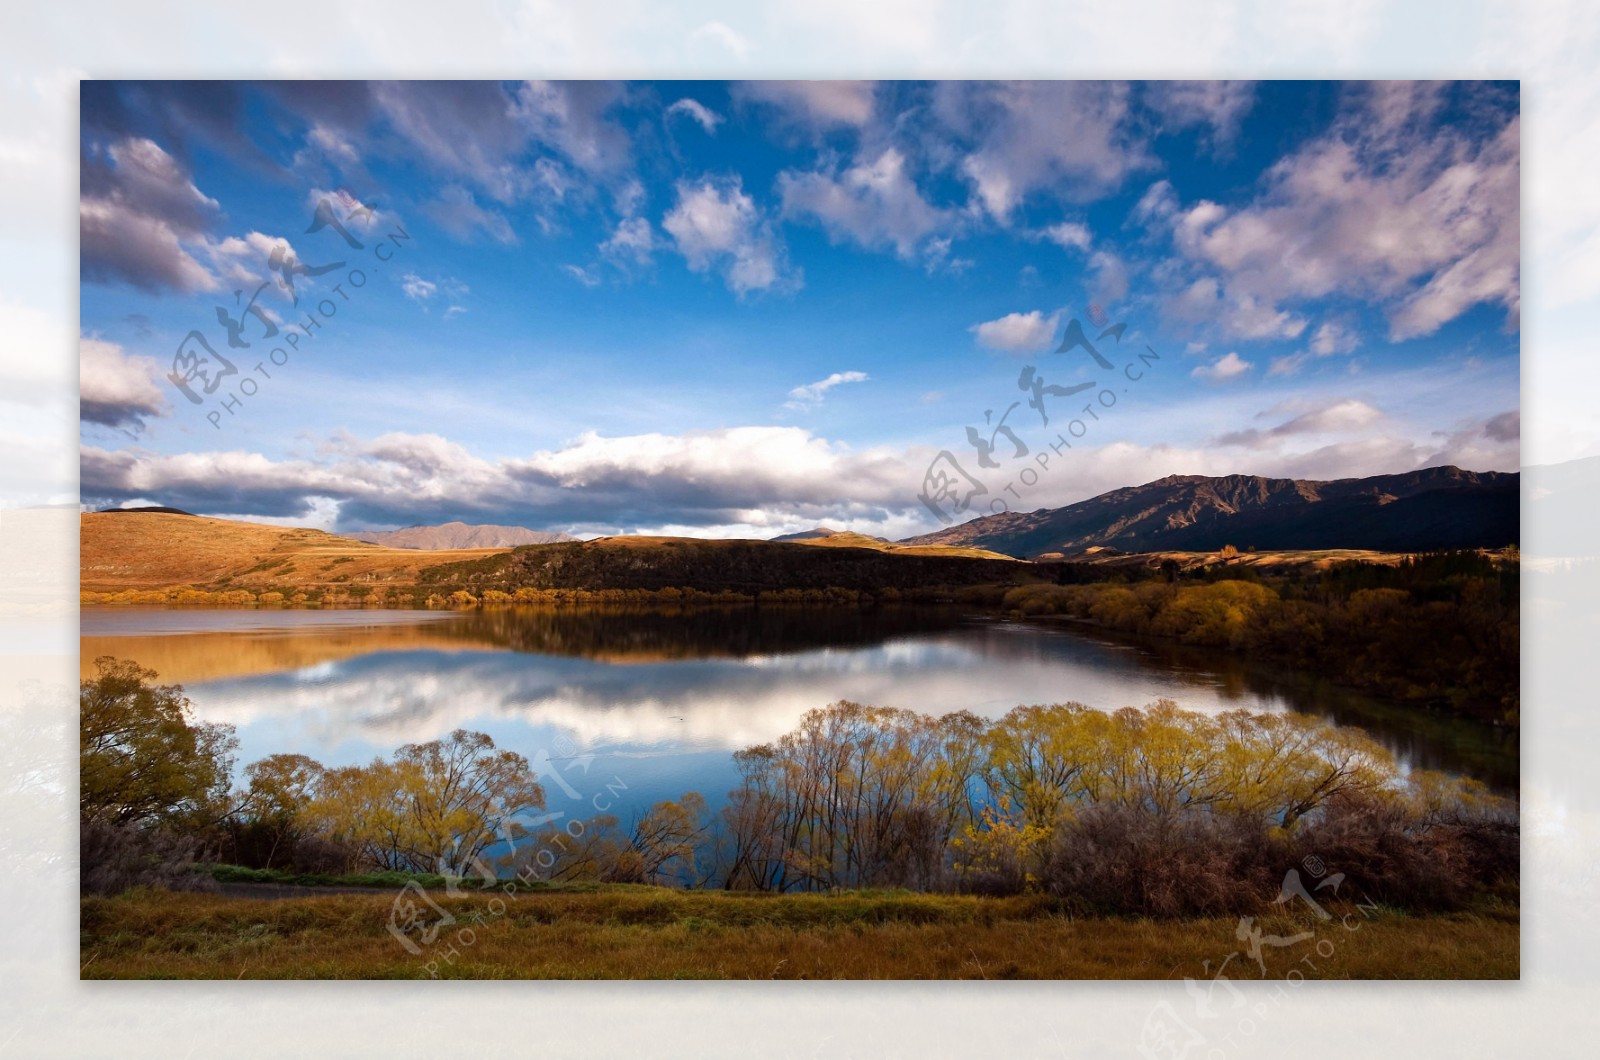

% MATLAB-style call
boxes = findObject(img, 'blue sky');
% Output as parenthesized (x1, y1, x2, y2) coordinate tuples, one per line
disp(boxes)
(78, 80, 1520, 539)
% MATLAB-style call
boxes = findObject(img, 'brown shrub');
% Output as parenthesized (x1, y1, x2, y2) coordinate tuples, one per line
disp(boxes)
(80, 819, 219, 896)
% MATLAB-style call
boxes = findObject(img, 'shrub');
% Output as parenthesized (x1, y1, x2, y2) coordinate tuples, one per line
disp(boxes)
(80, 819, 219, 896)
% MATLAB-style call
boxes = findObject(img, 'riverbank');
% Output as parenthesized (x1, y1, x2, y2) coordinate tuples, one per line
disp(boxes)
(80, 884, 1519, 980)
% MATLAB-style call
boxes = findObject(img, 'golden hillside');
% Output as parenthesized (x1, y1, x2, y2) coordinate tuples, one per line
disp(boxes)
(80, 511, 508, 594)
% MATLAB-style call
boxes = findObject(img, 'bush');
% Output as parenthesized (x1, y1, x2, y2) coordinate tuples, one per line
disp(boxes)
(1039, 804, 1278, 917)
(80, 819, 219, 896)
(1291, 795, 1520, 911)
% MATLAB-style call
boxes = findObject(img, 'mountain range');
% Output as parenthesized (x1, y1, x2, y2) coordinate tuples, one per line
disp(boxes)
(898, 465, 1519, 559)
(344, 521, 577, 550)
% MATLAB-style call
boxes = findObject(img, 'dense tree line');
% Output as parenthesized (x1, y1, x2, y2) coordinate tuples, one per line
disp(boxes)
(417, 538, 1041, 596)
(1009, 552, 1519, 723)
(82, 660, 1516, 914)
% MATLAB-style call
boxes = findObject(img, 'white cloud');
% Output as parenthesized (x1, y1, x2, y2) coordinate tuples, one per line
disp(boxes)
(509, 80, 632, 177)
(663, 176, 796, 295)
(666, 98, 723, 134)
(422, 185, 517, 245)
(779, 148, 949, 259)
(970, 310, 1061, 352)
(79, 424, 931, 540)
(80, 137, 221, 294)
(736, 80, 876, 128)
(600, 216, 657, 265)
(305, 124, 360, 167)
(1214, 399, 1384, 447)
(1164, 276, 1308, 341)
(785, 371, 869, 410)
(1191, 351, 1254, 382)
(1152, 85, 1519, 342)
(687, 21, 753, 62)
(1269, 320, 1364, 376)
(561, 264, 601, 288)
(1145, 81, 1256, 146)
(1039, 222, 1093, 252)
(1310, 320, 1362, 356)
(79, 336, 168, 430)
(1087, 250, 1130, 304)
(940, 81, 1151, 221)
(400, 273, 437, 300)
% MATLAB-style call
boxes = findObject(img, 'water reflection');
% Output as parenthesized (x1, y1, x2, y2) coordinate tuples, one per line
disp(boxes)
(81, 606, 1518, 822)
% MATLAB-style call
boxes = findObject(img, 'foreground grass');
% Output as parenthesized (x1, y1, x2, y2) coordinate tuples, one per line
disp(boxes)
(81, 885, 1518, 980)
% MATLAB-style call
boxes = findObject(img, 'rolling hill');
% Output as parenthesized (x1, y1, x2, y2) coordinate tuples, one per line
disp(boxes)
(900, 465, 1519, 559)
(79, 511, 505, 594)
(344, 521, 576, 549)
(80, 513, 1035, 601)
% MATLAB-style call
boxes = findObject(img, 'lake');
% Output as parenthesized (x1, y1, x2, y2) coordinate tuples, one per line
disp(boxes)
(80, 606, 1519, 834)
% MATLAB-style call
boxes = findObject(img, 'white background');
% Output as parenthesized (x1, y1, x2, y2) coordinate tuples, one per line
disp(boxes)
(1, 2, 1593, 1056)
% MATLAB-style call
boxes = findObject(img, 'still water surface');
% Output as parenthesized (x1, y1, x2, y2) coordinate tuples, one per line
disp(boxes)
(81, 606, 1518, 826)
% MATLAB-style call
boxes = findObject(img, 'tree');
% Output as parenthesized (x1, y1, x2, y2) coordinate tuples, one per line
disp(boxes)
(234, 753, 326, 869)
(80, 657, 237, 827)
(310, 730, 545, 876)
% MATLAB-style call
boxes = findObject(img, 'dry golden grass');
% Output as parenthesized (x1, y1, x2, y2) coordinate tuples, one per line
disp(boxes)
(81, 512, 507, 593)
(790, 532, 1018, 562)
(80, 887, 1518, 980)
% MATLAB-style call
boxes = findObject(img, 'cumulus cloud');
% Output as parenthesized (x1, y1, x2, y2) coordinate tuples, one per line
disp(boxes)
(1191, 351, 1254, 382)
(600, 216, 657, 265)
(779, 148, 950, 259)
(785, 371, 869, 410)
(81, 426, 922, 535)
(970, 310, 1061, 353)
(400, 273, 437, 301)
(1269, 320, 1364, 376)
(736, 80, 876, 129)
(79, 336, 168, 430)
(1163, 276, 1308, 342)
(1484, 410, 1520, 442)
(938, 81, 1151, 221)
(1214, 399, 1383, 448)
(1145, 80, 1257, 146)
(663, 176, 796, 295)
(80, 137, 221, 293)
(1038, 221, 1093, 252)
(1310, 320, 1362, 356)
(666, 98, 723, 133)
(512, 80, 633, 175)
(1149, 83, 1519, 342)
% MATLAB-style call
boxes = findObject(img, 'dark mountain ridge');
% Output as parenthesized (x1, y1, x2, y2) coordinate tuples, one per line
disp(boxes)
(900, 465, 1518, 558)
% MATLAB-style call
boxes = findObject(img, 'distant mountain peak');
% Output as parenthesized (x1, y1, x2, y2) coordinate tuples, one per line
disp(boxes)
(899, 465, 1517, 558)
(344, 522, 576, 550)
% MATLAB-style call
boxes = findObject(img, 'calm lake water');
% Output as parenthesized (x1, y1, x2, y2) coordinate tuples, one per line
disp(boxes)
(81, 606, 1518, 829)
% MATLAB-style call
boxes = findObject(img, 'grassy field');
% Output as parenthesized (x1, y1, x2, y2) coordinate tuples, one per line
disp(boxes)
(80, 511, 500, 594)
(80, 885, 1519, 980)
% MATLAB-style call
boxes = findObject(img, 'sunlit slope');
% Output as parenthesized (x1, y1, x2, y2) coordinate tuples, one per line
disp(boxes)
(80, 511, 507, 593)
